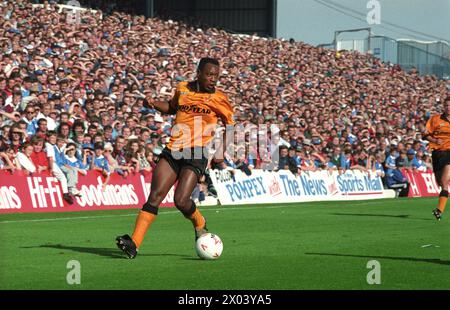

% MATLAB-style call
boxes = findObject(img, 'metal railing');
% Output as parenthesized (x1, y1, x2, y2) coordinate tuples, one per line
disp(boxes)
(318, 33, 450, 79)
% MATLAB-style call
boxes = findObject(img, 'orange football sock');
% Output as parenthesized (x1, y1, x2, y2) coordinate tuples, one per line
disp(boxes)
(131, 211, 156, 248)
(189, 208, 205, 230)
(438, 196, 447, 213)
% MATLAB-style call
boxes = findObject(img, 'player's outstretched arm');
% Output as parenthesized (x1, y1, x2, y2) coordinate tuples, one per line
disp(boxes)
(144, 90, 179, 115)
(145, 98, 170, 114)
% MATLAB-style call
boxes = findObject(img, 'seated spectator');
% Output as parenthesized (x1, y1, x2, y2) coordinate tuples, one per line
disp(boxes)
(339, 150, 352, 172)
(45, 132, 74, 204)
(323, 154, 338, 172)
(124, 151, 140, 174)
(292, 146, 303, 168)
(301, 150, 318, 172)
(395, 150, 408, 168)
(246, 145, 259, 170)
(8, 124, 25, 153)
(350, 151, 369, 172)
(126, 139, 140, 157)
(0, 149, 16, 171)
(64, 143, 88, 179)
(146, 149, 158, 171)
(370, 154, 386, 178)
(55, 135, 82, 197)
(311, 151, 326, 169)
(385, 148, 398, 176)
(103, 142, 120, 172)
(277, 145, 298, 174)
(423, 152, 433, 170)
(405, 149, 427, 172)
(386, 161, 410, 197)
(412, 150, 428, 172)
(30, 136, 50, 174)
(90, 142, 111, 190)
(137, 145, 152, 173)
(16, 143, 36, 174)
(22, 105, 38, 136)
(329, 147, 342, 168)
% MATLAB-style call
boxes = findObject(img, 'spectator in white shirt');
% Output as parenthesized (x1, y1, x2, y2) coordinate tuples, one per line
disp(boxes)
(16, 143, 36, 174)
(45, 131, 74, 204)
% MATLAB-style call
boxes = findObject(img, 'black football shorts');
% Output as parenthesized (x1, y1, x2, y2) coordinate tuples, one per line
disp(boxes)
(432, 150, 450, 185)
(159, 147, 209, 180)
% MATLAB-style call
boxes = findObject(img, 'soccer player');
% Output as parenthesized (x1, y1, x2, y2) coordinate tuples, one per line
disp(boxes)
(423, 97, 450, 220)
(116, 58, 234, 258)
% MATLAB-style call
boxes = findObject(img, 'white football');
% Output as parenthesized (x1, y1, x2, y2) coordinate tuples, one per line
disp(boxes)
(195, 233, 223, 260)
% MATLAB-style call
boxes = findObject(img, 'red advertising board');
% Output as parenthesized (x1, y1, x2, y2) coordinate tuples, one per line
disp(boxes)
(403, 170, 441, 197)
(0, 170, 175, 214)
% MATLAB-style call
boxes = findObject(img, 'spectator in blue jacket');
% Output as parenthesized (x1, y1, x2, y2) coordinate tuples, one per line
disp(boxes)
(386, 160, 410, 197)
(54, 135, 82, 197)
(64, 143, 88, 176)
(411, 150, 427, 172)
(90, 142, 110, 190)
(339, 150, 352, 171)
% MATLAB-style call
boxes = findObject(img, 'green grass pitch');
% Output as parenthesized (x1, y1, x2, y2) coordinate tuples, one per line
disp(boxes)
(0, 197, 449, 290)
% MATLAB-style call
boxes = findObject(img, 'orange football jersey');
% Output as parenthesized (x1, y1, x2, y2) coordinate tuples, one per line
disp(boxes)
(425, 114, 450, 151)
(167, 81, 234, 150)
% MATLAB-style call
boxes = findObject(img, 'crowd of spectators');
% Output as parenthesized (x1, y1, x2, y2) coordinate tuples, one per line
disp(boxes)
(0, 0, 449, 201)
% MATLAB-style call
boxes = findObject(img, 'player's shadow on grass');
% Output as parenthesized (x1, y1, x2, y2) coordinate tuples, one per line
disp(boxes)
(331, 213, 433, 221)
(305, 252, 450, 266)
(22, 244, 192, 259)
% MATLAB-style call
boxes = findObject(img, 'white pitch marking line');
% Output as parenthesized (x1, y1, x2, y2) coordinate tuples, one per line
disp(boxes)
(0, 201, 377, 224)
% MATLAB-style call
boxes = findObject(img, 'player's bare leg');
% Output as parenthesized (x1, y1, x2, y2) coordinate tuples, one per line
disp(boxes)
(433, 165, 450, 221)
(174, 168, 208, 240)
(116, 158, 178, 258)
